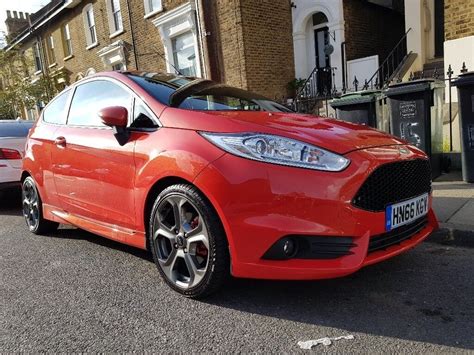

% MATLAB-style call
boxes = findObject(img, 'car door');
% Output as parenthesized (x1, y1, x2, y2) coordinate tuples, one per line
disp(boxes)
(51, 79, 137, 230)
(25, 90, 71, 208)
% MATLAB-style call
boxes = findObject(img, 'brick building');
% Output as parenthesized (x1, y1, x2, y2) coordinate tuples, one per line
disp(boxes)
(3, 0, 295, 108)
(3, 0, 412, 117)
(292, 0, 405, 93)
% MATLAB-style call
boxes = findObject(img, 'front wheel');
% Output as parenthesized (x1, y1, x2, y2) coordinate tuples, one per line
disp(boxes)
(22, 176, 59, 234)
(149, 184, 229, 298)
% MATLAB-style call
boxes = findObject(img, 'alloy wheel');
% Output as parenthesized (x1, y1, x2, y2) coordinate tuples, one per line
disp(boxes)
(152, 194, 210, 289)
(22, 179, 40, 230)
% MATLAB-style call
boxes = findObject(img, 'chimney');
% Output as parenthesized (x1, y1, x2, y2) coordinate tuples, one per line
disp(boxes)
(5, 9, 29, 43)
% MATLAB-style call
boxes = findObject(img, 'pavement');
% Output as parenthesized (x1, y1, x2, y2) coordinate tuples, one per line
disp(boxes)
(1, 189, 474, 352)
(432, 171, 474, 232)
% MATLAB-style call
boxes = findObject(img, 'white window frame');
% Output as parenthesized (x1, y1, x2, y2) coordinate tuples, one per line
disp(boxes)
(47, 34, 56, 66)
(107, 0, 124, 38)
(152, 2, 202, 77)
(144, 0, 163, 19)
(33, 42, 43, 73)
(97, 40, 127, 71)
(62, 23, 73, 58)
(82, 4, 98, 49)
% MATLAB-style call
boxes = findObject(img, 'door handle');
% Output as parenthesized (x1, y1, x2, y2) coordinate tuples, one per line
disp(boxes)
(54, 136, 66, 147)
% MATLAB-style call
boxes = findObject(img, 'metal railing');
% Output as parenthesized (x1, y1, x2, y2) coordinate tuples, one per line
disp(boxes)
(364, 28, 412, 90)
(294, 66, 336, 113)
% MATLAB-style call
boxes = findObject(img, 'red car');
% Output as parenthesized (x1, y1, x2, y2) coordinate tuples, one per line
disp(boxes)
(22, 71, 438, 298)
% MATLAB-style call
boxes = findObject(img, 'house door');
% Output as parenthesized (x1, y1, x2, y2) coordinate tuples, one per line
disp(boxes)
(434, 0, 444, 58)
(314, 27, 332, 95)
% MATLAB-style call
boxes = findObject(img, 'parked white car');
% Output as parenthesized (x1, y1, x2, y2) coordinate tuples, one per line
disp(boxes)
(0, 120, 34, 191)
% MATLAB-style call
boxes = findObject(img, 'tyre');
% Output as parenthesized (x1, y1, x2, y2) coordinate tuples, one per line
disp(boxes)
(149, 184, 229, 298)
(22, 176, 59, 234)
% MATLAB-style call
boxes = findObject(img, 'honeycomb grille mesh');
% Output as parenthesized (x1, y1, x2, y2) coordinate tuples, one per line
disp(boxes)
(352, 159, 432, 212)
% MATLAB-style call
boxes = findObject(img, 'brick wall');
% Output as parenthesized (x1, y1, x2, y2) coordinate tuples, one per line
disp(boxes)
(239, 0, 295, 99)
(343, 0, 405, 63)
(28, 0, 134, 83)
(213, 0, 247, 88)
(445, 0, 474, 41)
(202, 0, 295, 98)
(131, 0, 188, 72)
(12, 0, 294, 100)
(23, 0, 187, 85)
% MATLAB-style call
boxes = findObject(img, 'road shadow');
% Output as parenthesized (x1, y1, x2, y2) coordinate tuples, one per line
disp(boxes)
(0, 189, 22, 216)
(202, 240, 474, 350)
(50, 227, 152, 262)
(18, 220, 473, 350)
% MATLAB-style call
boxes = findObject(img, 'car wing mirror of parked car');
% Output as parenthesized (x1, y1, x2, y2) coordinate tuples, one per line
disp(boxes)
(98, 106, 130, 146)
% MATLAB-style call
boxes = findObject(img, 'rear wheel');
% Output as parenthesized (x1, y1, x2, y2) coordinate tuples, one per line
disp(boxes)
(22, 176, 59, 234)
(149, 184, 229, 298)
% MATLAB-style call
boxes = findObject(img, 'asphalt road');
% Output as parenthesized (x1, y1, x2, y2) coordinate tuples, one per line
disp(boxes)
(1, 191, 473, 353)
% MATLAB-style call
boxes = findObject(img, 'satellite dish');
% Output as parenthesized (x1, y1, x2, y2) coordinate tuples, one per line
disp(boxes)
(324, 44, 334, 56)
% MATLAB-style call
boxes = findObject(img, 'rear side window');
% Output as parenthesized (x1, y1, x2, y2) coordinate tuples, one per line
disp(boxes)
(68, 80, 132, 127)
(43, 90, 70, 124)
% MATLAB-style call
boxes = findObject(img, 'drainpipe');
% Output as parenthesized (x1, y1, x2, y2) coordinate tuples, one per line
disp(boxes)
(125, 0, 139, 70)
(198, 0, 222, 82)
(194, 0, 207, 78)
(37, 35, 53, 102)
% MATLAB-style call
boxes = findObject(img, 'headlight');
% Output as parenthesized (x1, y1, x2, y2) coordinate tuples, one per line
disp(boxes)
(200, 132, 350, 172)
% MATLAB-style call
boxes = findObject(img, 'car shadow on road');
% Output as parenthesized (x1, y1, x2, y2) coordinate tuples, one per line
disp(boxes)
(0, 190, 22, 216)
(204, 243, 474, 350)
(50, 227, 153, 262)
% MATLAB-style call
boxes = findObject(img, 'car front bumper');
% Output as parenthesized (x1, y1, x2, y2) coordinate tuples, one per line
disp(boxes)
(194, 144, 439, 280)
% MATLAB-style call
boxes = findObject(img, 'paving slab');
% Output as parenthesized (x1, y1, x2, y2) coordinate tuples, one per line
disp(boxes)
(433, 172, 474, 232)
(448, 199, 474, 227)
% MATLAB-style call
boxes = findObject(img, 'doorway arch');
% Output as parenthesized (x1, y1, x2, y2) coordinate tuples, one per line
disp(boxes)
(292, 1, 345, 91)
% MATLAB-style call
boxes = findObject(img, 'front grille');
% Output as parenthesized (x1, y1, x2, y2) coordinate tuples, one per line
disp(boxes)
(352, 159, 431, 212)
(368, 217, 428, 253)
(297, 236, 356, 259)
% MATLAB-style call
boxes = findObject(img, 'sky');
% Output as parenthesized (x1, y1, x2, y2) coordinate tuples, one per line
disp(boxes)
(0, 0, 47, 37)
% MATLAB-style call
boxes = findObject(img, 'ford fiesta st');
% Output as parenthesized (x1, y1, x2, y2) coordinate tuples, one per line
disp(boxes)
(22, 71, 438, 298)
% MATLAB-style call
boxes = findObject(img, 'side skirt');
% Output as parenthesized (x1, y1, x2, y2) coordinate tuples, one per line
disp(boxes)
(43, 204, 147, 250)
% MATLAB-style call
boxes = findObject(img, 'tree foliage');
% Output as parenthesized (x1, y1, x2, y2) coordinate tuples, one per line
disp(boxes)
(0, 48, 56, 120)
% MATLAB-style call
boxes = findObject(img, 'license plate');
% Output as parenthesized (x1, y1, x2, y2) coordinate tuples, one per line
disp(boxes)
(385, 193, 429, 231)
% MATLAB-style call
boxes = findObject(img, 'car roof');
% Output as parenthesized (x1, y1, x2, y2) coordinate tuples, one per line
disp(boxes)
(0, 120, 34, 138)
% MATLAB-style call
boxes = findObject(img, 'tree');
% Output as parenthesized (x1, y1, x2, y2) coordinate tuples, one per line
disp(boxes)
(0, 47, 56, 120)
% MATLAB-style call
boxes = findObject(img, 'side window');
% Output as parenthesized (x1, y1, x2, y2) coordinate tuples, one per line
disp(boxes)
(68, 80, 132, 127)
(43, 90, 70, 125)
(131, 99, 158, 128)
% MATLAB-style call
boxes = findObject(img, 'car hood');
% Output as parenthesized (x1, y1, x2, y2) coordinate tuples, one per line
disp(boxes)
(159, 109, 407, 155)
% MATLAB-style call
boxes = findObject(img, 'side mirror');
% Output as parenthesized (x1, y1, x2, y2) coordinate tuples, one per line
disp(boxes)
(99, 106, 128, 128)
(98, 106, 129, 145)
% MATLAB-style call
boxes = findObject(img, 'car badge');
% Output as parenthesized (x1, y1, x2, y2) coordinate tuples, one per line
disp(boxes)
(399, 147, 409, 155)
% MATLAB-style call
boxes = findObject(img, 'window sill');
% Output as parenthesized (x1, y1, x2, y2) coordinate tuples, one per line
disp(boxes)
(48, 63, 58, 69)
(86, 42, 99, 50)
(64, 54, 74, 61)
(109, 29, 124, 39)
(144, 7, 163, 19)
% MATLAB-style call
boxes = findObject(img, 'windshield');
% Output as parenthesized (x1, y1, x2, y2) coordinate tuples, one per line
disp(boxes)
(127, 72, 293, 113)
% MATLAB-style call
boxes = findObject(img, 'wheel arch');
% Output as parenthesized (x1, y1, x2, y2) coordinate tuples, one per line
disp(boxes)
(20, 170, 31, 182)
(142, 176, 229, 254)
